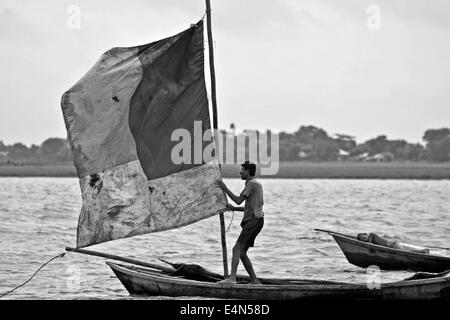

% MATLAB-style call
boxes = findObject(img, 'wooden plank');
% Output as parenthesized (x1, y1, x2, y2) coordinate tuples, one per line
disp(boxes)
(65, 247, 175, 273)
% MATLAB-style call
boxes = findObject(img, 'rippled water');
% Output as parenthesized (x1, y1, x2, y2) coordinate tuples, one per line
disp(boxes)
(0, 178, 449, 299)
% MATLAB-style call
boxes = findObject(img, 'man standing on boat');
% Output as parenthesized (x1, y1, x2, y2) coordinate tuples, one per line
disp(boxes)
(215, 161, 264, 285)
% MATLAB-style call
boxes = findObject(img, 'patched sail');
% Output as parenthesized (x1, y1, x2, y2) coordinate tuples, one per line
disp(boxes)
(61, 20, 227, 248)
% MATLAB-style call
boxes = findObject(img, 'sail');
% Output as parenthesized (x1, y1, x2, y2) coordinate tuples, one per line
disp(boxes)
(61, 20, 227, 248)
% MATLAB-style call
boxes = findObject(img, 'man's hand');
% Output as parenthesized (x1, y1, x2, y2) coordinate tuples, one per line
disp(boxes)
(214, 179, 227, 191)
(214, 179, 245, 205)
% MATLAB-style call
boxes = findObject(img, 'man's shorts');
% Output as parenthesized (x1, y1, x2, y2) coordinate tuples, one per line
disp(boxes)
(237, 218, 264, 248)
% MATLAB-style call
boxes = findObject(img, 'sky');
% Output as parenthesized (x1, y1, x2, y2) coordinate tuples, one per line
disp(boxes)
(0, 0, 449, 146)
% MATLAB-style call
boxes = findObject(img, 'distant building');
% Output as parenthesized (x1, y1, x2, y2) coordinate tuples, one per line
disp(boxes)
(337, 149, 350, 161)
(356, 152, 369, 161)
(365, 152, 394, 162)
(298, 151, 308, 159)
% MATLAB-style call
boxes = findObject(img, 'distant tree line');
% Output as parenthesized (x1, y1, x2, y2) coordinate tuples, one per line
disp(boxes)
(276, 126, 450, 162)
(225, 125, 450, 163)
(0, 138, 71, 165)
(0, 126, 449, 164)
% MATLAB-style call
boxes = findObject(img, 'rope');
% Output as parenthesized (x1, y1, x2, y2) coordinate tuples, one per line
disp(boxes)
(0, 252, 66, 298)
(226, 211, 235, 232)
(200, 10, 207, 21)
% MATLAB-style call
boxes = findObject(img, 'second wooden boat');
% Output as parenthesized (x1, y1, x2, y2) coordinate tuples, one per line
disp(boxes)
(320, 230, 450, 273)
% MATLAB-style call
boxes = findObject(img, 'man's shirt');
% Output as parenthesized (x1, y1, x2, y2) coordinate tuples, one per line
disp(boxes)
(240, 178, 264, 224)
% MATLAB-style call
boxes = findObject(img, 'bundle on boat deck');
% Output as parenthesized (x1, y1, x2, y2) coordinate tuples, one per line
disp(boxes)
(159, 259, 344, 285)
(403, 270, 450, 281)
(158, 259, 450, 283)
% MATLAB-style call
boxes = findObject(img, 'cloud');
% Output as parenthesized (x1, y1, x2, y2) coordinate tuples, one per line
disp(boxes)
(0, 0, 449, 145)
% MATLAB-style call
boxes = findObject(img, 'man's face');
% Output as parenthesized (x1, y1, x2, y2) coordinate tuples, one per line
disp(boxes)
(240, 167, 249, 180)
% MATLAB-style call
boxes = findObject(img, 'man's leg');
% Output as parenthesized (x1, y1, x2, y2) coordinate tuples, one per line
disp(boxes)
(218, 243, 242, 284)
(240, 245, 261, 284)
(229, 244, 242, 281)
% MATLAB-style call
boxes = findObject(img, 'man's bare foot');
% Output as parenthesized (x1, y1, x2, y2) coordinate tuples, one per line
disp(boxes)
(251, 280, 262, 285)
(217, 278, 236, 285)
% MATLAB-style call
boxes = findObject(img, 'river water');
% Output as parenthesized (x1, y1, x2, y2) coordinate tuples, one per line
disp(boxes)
(0, 178, 449, 299)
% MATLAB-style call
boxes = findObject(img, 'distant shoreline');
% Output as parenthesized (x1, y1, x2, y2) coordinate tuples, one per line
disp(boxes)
(0, 162, 449, 179)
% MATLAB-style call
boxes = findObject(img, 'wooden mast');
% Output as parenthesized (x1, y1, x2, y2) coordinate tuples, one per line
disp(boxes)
(205, 0, 229, 278)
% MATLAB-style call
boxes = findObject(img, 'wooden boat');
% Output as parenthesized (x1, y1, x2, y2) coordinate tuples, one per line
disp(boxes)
(106, 261, 450, 300)
(321, 230, 450, 273)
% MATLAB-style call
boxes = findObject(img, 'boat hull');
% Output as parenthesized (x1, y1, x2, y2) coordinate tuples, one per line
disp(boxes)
(332, 234, 450, 273)
(107, 262, 450, 300)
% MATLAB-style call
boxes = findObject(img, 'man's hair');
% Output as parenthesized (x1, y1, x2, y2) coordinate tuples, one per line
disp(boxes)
(241, 161, 256, 176)
(357, 233, 368, 241)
